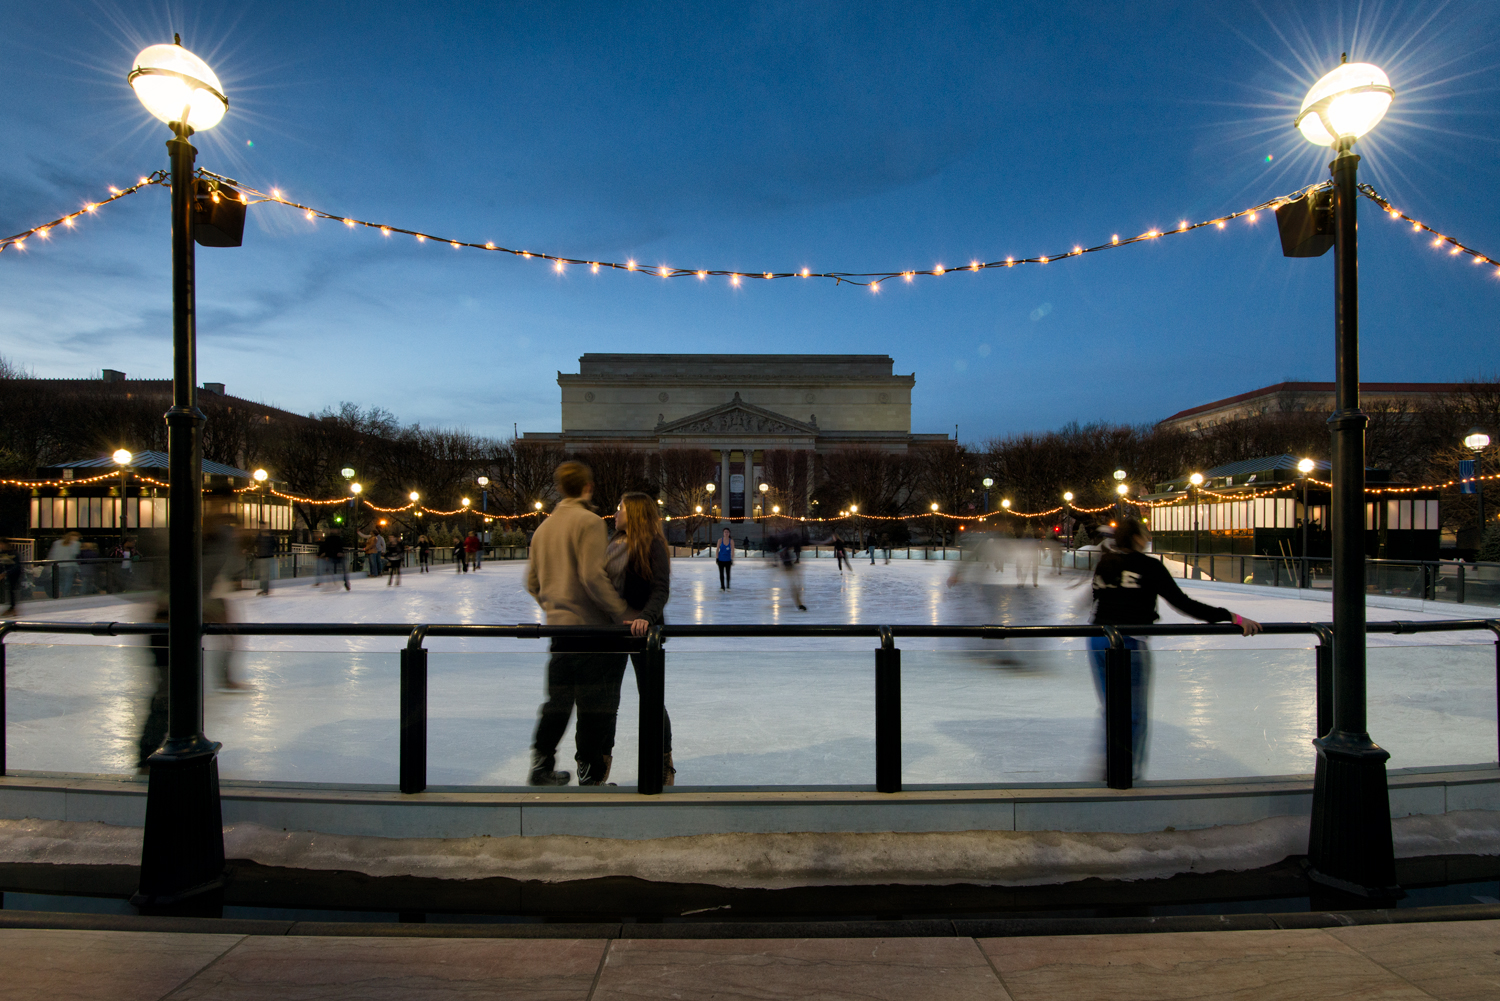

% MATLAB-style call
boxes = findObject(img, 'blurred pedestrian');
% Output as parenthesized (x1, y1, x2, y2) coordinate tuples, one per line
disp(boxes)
(205, 512, 249, 690)
(776, 531, 806, 611)
(254, 521, 277, 595)
(316, 527, 349, 590)
(454, 531, 469, 573)
(0, 540, 20, 614)
(607, 491, 676, 785)
(715, 527, 734, 590)
(526, 461, 632, 786)
(114, 535, 139, 593)
(360, 529, 385, 578)
(833, 534, 851, 573)
(46, 531, 81, 597)
(1089, 516, 1261, 778)
(417, 534, 433, 572)
(465, 530, 481, 571)
(386, 533, 405, 586)
(78, 542, 101, 594)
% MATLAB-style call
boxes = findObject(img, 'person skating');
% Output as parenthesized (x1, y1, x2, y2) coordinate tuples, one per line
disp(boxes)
(316, 528, 349, 590)
(526, 461, 634, 786)
(715, 528, 734, 590)
(607, 492, 676, 785)
(776, 532, 807, 610)
(385, 533, 405, 586)
(360, 530, 384, 578)
(253, 522, 277, 595)
(0, 540, 21, 614)
(417, 534, 433, 572)
(465, 530, 481, 571)
(833, 535, 851, 574)
(454, 531, 469, 573)
(1089, 516, 1261, 778)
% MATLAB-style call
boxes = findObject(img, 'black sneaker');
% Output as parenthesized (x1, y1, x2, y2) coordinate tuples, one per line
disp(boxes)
(528, 767, 571, 786)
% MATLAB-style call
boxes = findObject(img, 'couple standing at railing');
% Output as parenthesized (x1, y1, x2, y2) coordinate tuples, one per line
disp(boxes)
(525, 460, 674, 787)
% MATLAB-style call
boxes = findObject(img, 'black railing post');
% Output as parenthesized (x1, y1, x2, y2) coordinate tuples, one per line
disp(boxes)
(1312, 625, 1333, 740)
(399, 625, 429, 794)
(875, 625, 902, 793)
(1457, 564, 1465, 604)
(0, 623, 11, 776)
(49, 563, 59, 599)
(1488, 621, 1500, 767)
(637, 624, 666, 796)
(1101, 625, 1133, 790)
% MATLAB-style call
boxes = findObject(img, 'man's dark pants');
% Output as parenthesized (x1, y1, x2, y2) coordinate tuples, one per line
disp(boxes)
(531, 644, 628, 783)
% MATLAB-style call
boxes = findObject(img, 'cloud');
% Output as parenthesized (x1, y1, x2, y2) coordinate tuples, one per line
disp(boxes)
(1030, 303, 1053, 321)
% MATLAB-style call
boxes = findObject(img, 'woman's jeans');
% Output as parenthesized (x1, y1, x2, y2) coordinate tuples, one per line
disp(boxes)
(717, 559, 731, 588)
(1087, 634, 1152, 778)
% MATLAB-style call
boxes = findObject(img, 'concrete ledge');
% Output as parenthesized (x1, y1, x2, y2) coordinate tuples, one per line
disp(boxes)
(2, 766, 1495, 841)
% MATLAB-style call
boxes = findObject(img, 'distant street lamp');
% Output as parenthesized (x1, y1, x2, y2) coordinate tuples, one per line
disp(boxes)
(982, 477, 994, 515)
(461, 496, 471, 533)
(476, 477, 490, 541)
(1464, 429, 1490, 532)
(705, 482, 716, 521)
(1293, 56, 1399, 897)
(253, 469, 269, 530)
(1189, 473, 1204, 568)
(113, 449, 132, 550)
(125, 36, 238, 908)
(1297, 460, 1316, 587)
(759, 480, 770, 522)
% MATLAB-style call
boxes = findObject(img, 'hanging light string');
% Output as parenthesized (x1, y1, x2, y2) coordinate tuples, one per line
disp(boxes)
(1359, 184, 1498, 277)
(222, 174, 1327, 289)
(0, 174, 163, 255)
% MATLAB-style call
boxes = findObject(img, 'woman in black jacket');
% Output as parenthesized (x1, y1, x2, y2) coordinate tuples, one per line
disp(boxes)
(1090, 516, 1261, 778)
(608, 491, 676, 785)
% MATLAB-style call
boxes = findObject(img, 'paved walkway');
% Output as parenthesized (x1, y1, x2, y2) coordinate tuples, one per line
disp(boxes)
(5, 920, 1497, 999)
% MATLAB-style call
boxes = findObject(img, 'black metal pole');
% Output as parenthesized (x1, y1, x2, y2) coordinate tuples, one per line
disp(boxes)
(1302, 476, 1310, 589)
(1192, 486, 1199, 577)
(637, 625, 666, 795)
(1307, 141, 1398, 898)
(120, 465, 128, 552)
(133, 122, 225, 908)
(400, 626, 429, 794)
(874, 626, 902, 793)
(1101, 626, 1133, 790)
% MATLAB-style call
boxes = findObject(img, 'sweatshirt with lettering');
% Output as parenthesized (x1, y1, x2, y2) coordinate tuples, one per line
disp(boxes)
(1091, 549, 1232, 626)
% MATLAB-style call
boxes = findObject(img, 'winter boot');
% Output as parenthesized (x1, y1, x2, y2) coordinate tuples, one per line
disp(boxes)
(527, 751, 570, 786)
(577, 754, 613, 786)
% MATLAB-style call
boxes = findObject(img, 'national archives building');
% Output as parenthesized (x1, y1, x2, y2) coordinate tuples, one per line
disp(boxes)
(521, 354, 948, 520)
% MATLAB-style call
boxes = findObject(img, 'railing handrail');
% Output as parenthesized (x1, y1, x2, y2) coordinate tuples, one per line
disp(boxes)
(0, 617, 1493, 639)
(1151, 549, 1500, 570)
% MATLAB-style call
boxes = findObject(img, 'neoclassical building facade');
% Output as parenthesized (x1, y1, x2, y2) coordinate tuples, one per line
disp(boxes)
(522, 354, 947, 520)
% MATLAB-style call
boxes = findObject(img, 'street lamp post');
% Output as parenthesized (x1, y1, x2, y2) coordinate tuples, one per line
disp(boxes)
(113, 449, 132, 551)
(1189, 473, 1204, 574)
(1062, 492, 1074, 550)
(1464, 429, 1490, 535)
(350, 483, 362, 545)
(1294, 57, 1399, 897)
(1112, 469, 1127, 519)
(127, 38, 230, 908)
(253, 469, 269, 531)
(1298, 459, 1316, 587)
(477, 477, 489, 543)
(705, 482, 716, 525)
(982, 477, 994, 517)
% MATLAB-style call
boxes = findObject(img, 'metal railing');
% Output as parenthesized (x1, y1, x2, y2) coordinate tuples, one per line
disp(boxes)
(1063, 549, 1500, 607)
(0, 558, 167, 602)
(1, 617, 1496, 795)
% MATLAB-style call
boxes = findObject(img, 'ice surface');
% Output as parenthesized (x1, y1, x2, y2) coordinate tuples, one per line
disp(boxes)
(5, 558, 1494, 788)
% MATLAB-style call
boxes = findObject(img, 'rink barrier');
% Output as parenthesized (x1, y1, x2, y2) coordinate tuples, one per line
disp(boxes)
(1, 618, 1498, 794)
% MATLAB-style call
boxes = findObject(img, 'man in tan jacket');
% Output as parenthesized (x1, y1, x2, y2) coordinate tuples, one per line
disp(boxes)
(526, 460, 633, 785)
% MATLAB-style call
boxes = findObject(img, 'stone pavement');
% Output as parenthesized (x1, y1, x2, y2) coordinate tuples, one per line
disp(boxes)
(4, 920, 1497, 1000)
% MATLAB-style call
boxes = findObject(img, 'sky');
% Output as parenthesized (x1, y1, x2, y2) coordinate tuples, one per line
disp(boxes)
(1, 1, 1498, 443)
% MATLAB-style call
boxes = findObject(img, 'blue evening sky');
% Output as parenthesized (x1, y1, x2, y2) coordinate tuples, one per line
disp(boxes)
(1, 2, 1497, 442)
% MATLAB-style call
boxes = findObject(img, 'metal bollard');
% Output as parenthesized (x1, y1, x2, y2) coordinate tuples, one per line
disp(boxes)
(50, 563, 59, 600)
(1457, 564, 1466, 604)
(400, 625, 429, 794)
(875, 625, 902, 793)
(637, 625, 666, 796)
(1312, 624, 1333, 740)
(1101, 626, 1133, 790)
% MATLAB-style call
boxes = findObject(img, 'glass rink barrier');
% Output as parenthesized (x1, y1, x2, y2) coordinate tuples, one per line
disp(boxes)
(2, 618, 1497, 793)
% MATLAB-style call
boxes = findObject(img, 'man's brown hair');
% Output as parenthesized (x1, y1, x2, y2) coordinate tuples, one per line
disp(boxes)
(554, 460, 593, 499)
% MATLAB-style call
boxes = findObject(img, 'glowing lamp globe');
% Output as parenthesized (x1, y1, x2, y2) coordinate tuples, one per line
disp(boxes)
(128, 43, 227, 131)
(1116, 483, 1129, 496)
(477, 477, 489, 487)
(409, 492, 420, 502)
(1001, 499, 1011, 509)
(930, 503, 939, 512)
(759, 482, 769, 493)
(705, 483, 715, 493)
(113, 449, 133, 466)
(1465, 429, 1490, 451)
(461, 498, 470, 508)
(1189, 473, 1204, 486)
(340, 467, 356, 479)
(253, 469, 268, 483)
(772, 505, 780, 514)
(1295, 62, 1393, 146)
(1113, 469, 1127, 481)
(351, 483, 362, 495)
(849, 504, 858, 513)
(1298, 459, 1317, 474)
(695, 505, 703, 514)
(534, 501, 543, 511)
(1063, 491, 1074, 502)
(982, 478, 994, 488)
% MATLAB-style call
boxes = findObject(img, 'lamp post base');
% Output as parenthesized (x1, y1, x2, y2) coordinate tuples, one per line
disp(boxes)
(131, 737, 225, 909)
(1306, 732, 1401, 899)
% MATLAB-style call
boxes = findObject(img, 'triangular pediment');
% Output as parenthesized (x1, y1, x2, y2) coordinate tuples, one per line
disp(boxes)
(656, 393, 818, 436)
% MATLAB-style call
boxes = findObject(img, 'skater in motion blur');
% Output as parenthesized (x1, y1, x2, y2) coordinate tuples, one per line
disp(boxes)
(715, 528, 733, 590)
(417, 534, 433, 572)
(316, 527, 349, 590)
(774, 531, 807, 611)
(1089, 516, 1261, 778)
(385, 533, 405, 585)
(833, 534, 852, 574)
(607, 491, 677, 785)
(466, 530, 482, 570)
(526, 461, 634, 786)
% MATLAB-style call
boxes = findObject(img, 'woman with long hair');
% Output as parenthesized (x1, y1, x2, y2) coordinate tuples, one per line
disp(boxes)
(607, 491, 677, 785)
(1090, 516, 1262, 779)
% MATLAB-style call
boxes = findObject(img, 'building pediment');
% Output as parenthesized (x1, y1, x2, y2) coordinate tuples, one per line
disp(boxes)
(656, 393, 818, 436)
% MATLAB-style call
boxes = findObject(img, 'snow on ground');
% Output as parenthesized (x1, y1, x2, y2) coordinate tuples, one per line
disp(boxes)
(5, 558, 1494, 788)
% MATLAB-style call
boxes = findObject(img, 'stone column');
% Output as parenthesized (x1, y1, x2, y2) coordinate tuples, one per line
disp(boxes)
(720, 447, 731, 525)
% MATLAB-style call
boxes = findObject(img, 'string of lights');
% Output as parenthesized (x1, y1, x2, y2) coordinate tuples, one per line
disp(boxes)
(1359, 185, 1498, 279)
(229, 175, 1326, 290)
(0, 175, 162, 254)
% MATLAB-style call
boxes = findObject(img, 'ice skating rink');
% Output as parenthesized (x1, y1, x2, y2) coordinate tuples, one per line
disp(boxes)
(5, 556, 1494, 788)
